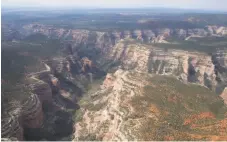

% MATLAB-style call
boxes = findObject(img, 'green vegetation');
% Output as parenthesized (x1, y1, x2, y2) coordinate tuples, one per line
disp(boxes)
(1, 34, 64, 119)
(73, 109, 83, 122)
(151, 36, 227, 54)
(78, 134, 101, 141)
(131, 75, 227, 140)
(2, 34, 63, 83)
(81, 101, 107, 111)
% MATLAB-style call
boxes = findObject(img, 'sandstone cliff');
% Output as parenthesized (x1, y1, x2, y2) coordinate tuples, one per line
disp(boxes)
(74, 69, 227, 141)
(19, 24, 227, 44)
(221, 88, 227, 104)
(2, 22, 227, 141)
(101, 40, 226, 93)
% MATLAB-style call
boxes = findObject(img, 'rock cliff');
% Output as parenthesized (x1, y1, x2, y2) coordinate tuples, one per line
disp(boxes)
(2, 22, 227, 141)
(19, 24, 227, 44)
(1, 89, 43, 140)
(221, 88, 227, 104)
(74, 69, 227, 141)
(102, 40, 226, 93)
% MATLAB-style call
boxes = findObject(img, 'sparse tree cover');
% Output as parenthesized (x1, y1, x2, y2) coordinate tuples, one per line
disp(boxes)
(1, 9, 227, 141)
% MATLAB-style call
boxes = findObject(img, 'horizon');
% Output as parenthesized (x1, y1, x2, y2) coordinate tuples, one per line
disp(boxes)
(2, 0, 227, 12)
(2, 6, 227, 14)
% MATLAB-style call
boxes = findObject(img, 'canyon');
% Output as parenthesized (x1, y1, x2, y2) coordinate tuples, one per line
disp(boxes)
(2, 21, 227, 141)
(10, 24, 227, 43)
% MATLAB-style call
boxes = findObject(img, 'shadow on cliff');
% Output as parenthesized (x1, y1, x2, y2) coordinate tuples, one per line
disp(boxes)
(24, 102, 74, 141)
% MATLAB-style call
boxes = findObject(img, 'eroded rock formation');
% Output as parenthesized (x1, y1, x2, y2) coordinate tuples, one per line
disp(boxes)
(221, 88, 227, 104)
(74, 69, 227, 141)
(19, 23, 227, 45)
(2, 115, 24, 141)
(101, 40, 226, 92)
(21, 93, 44, 128)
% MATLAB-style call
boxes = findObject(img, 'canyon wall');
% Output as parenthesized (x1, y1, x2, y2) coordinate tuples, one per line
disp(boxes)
(104, 41, 227, 93)
(2, 23, 227, 140)
(74, 69, 227, 141)
(1, 44, 106, 140)
(21, 24, 227, 43)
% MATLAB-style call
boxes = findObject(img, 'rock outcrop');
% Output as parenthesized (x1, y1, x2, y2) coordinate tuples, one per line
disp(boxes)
(1, 92, 43, 140)
(1, 61, 76, 140)
(101, 40, 227, 92)
(2, 21, 227, 141)
(18, 24, 227, 45)
(221, 88, 227, 104)
(21, 93, 44, 128)
(212, 49, 227, 93)
(1, 115, 24, 141)
(74, 69, 149, 141)
(108, 41, 150, 72)
(74, 69, 227, 141)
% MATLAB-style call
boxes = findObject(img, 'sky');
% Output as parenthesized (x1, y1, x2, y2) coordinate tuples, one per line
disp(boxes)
(2, 0, 227, 11)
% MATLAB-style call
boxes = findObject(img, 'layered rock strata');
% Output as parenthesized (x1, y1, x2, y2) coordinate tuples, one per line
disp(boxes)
(20, 24, 227, 44)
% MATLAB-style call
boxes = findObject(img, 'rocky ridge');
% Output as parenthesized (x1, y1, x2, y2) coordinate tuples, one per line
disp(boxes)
(74, 69, 150, 141)
(2, 22, 227, 141)
(102, 40, 227, 93)
(20, 24, 227, 43)
(74, 69, 227, 141)
(72, 39, 227, 140)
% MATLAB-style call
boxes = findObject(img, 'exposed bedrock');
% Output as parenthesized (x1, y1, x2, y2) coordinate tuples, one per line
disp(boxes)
(18, 23, 227, 45)
(212, 49, 227, 94)
(2, 22, 227, 141)
(21, 93, 44, 128)
(104, 41, 226, 93)
(221, 87, 227, 104)
(1, 115, 24, 141)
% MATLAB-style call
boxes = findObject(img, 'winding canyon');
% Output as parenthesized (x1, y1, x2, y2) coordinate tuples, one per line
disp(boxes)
(2, 23, 227, 141)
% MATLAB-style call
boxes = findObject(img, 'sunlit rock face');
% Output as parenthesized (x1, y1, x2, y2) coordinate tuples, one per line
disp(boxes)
(74, 68, 227, 141)
(216, 27, 227, 36)
(3, 22, 227, 141)
(19, 23, 227, 45)
(205, 26, 218, 35)
(109, 42, 150, 72)
(148, 48, 217, 89)
(101, 41, 226, 91)
(101, 73, 115, 89)
(221, 87, 227, 104)
(74, 69, 149, 141)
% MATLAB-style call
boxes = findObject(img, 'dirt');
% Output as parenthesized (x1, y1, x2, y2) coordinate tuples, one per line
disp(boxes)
(184, 112, 215, 126)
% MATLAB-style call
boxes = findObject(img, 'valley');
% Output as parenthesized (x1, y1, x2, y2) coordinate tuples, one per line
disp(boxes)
(1, 10, 227, 141)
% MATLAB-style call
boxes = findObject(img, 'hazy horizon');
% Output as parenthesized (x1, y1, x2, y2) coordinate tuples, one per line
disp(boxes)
(2, 0, 227, 12)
